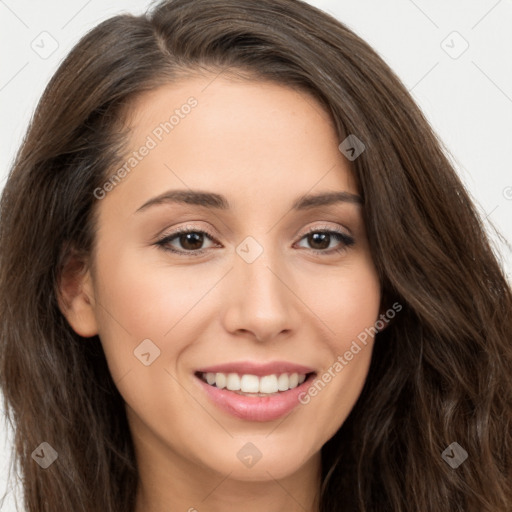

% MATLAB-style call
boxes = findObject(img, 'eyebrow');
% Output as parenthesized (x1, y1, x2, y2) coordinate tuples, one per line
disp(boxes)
(135, 189, 363, 214)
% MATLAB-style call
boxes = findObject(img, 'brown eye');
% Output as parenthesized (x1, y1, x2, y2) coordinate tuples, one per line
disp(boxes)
(177, 232, 205, 251)
(296, 229, 355, 254)
(156, 228, 218, 256)
(307, 232, 331, 250)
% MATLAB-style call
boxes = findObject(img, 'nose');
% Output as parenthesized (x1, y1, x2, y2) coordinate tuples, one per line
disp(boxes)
(221, 244, 300, 343)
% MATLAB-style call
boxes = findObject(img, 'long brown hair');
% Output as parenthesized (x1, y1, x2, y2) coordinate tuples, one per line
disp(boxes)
(1, 0, 511, 510)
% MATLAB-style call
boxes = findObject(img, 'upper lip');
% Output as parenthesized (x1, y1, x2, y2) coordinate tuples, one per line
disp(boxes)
(195, 361, 316, 377)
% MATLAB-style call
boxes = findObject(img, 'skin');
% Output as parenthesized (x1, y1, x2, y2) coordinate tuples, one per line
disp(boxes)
(59, 73, 382, 512)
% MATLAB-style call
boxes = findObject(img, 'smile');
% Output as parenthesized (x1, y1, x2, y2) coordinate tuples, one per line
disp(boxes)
(194, 362, 316, 422)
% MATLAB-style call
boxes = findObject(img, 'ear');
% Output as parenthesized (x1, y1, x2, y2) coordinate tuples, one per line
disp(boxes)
(56, 249, 99, 338)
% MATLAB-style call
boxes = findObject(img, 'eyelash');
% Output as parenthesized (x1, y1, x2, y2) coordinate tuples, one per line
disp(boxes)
(154, 225, 355, 258)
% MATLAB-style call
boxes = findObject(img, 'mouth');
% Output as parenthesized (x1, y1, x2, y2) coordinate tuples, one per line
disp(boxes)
(193, 363, 317, 422)
(195, 371, 313, 396)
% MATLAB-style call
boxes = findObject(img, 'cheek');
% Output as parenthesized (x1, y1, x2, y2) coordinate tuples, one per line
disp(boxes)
(305, 260, 381, 346)
(91, 248, 228, 377)
(94, 249, 194, 333)
(295, 261, 380, 434)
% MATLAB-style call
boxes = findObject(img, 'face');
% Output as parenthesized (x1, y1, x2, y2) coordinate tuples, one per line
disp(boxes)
(64, 74, 381, 483)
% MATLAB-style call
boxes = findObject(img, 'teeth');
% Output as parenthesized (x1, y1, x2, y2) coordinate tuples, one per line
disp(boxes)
(226, 373, 240, 391)
(215, 372, 226, 389)
(240, 374, 260, 393)
(259, 375, 278, 393)
(201, 371, 309, 393)
(277, 373, 289, 391)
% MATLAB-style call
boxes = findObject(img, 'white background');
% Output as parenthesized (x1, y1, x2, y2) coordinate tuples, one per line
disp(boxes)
(1, 0, 511, 509)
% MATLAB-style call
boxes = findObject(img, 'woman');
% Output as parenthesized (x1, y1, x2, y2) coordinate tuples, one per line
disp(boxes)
(1, 0, 511, 511)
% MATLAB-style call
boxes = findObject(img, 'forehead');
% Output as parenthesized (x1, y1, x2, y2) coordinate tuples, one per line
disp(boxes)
(105, 75, 358, 214)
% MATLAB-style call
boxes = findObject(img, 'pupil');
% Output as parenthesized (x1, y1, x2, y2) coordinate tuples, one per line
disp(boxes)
(309, 232, 329, 249)
(181, 232, 203, 250)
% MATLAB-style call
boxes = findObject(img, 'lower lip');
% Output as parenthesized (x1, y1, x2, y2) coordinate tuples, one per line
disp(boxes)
(195, 374, 315, 422)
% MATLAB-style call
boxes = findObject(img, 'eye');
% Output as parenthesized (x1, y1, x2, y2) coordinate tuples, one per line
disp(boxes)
(155, 227, 219, 256)
(295, 227, 355, 255)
